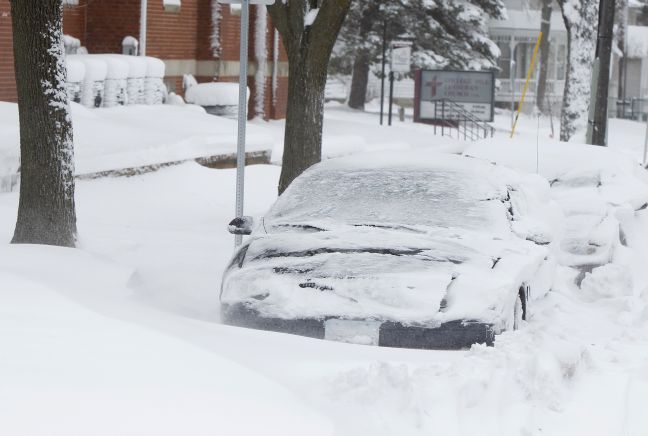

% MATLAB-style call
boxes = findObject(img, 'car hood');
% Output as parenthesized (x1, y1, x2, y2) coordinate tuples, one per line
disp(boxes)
(221, 226, 548, 327)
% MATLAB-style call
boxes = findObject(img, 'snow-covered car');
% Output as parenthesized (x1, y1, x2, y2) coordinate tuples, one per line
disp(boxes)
(221, 152, 561, 349)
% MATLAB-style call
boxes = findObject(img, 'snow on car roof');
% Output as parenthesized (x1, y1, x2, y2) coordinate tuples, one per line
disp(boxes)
(266, 152, 513, 234)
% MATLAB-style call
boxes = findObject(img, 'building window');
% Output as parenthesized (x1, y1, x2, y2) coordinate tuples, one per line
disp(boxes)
(163, 0, 181, 12)
(556, 44, 566, 80)
(496, 43, 511, 79)
(63, 0, 79, 5)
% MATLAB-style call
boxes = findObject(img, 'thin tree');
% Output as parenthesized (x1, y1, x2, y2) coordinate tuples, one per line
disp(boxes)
(535, 0, 553, 114)
(10, 0, 77, 246)
(556, 0, 599, 142)
(346, 2, 380, 110)
(268, 0, 351, 194)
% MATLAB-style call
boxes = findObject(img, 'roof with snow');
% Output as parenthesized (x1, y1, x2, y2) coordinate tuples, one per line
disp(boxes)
(490, 10, 566, 33)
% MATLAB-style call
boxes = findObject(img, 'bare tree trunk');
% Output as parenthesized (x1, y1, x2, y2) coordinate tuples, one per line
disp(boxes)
(269, 0, 351, 194)
(348, 50, 371, 109)
(558, 0, 598, 142)
(590, 0, 615, 146)
(347, 3, 380, 110)
(10, 0, 77, 247)
(279, 55, 327, 193)
(616, 0, 628, 112)
(536, 0, 552, 114)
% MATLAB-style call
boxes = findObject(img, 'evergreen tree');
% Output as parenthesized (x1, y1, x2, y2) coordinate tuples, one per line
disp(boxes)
(332, 0, 506, 110)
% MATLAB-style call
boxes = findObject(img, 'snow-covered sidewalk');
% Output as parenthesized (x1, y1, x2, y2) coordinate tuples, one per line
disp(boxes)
(0, 102, 274, 179)
(0, 245, 333, 436)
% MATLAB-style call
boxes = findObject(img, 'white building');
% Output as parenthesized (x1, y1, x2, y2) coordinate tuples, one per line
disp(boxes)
(491, 0, 648, 120)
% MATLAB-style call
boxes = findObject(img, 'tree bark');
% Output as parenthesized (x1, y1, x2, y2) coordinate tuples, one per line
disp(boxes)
(269, 0, 351, 194)
(10, 0, 77, 247)
(558, 0, 598, 142)
(590, 0, 615, 146)
(279, 55, 328, 193)
(348, 50, 371, 109)
(536, 0, 552, 114)
(347, 2, 380, 110)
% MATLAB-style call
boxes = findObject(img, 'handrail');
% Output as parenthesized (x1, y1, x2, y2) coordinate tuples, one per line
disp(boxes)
(432, 99, 495, 141)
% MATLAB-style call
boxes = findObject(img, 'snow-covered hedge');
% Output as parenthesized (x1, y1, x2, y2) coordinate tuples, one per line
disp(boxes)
(64, 54, 167, 108)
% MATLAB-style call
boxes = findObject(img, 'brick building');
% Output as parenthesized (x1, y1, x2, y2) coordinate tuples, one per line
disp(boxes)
(0, 0, 288, 119)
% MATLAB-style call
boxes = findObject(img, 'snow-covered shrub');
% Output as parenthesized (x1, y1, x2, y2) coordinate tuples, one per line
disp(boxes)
(65, 56, 85, 103)
(144, 57, 166, 105)
(93, 55, 129, 107)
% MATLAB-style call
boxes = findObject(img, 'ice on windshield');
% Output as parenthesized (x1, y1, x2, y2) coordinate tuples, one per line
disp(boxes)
(266, 167, 510, 233)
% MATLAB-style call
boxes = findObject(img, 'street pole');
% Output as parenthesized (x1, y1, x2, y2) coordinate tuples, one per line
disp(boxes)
(139, 0, 148, 56)
(380, 20, 387, 125)
(234, 0, 249, 246)
(588, 0, 615, 146)
(388, 71, 394, 126)
(510, 57, 516, 128)
(643, 117, 648, 167)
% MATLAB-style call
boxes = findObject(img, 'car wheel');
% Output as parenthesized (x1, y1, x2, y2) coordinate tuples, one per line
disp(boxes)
(513, 287, 527, 330)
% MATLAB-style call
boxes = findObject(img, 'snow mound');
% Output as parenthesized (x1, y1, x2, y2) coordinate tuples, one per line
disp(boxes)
(185, 82, 248, 106)
(581, 263, 634, 299)
(0, 245, 334, 436)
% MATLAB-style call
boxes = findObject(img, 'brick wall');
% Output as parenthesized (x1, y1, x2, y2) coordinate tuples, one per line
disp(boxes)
(0, 1, 15, 101)
(63, 1, 87, 44)
(0, 0, 87, 102)
(0, 0, 288, 118)
(147, 0, 198, 59)
(86, 0, 140, 54)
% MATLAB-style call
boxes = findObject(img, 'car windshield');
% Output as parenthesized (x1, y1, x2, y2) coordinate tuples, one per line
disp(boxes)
(265, 168, 511, 233)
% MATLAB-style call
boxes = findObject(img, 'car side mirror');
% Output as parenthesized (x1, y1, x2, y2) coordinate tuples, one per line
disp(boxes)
(228, 216, 254, 235)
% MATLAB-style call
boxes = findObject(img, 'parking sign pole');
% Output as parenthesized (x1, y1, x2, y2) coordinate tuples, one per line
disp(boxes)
(234, 0, 249, 247)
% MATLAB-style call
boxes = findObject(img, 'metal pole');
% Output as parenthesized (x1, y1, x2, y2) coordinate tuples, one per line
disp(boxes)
(388, 71, 394, 126)
(511, 32, 543, 138)
(234, 0, 249, 247)
(510, 42, 516, 128)
(643, 117, 648, 167)
(139, 0, 148, 56)
(442, 100, 445, 136)
(380, 20, 387, 125)
(588, 0, 615, 146)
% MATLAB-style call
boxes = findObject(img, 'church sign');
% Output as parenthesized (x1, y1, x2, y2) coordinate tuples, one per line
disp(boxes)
(414, 70, 495, 122)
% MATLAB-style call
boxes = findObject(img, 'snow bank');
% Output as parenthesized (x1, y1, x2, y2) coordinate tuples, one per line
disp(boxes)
(465, 137, 648, 281)
(2, 141, 648, 435)
(185, 82, 248, 106)
(0, 245, 334, 436)
(0, 101, 273, 178)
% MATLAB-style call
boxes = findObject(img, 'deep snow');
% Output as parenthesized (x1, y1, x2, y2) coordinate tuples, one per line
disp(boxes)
(1, 106, 648, 435)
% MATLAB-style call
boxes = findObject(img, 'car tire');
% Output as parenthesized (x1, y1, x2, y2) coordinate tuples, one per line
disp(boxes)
(513, 287, 527, 330)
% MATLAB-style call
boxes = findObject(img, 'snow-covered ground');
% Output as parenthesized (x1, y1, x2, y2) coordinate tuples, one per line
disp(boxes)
(2, 104, 648, 435)
(0, 102, 273, 178)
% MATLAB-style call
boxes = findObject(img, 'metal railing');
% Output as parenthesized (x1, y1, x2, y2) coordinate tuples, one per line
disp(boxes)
(616, 97, 648, 121)
(496, 79, 565, 102)
(432, 99, 495, 141)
